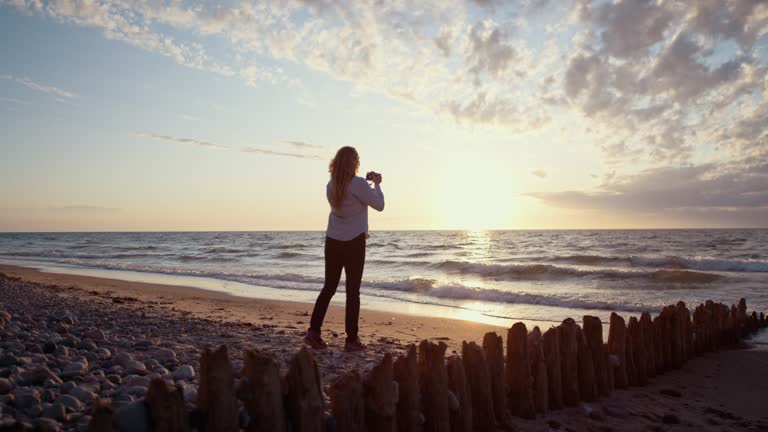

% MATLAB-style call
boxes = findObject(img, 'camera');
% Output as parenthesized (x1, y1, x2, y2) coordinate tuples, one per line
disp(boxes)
(366, 171, 380, 181)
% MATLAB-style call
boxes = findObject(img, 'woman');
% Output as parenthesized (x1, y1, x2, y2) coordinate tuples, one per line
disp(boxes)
(304, 146, 384, 352)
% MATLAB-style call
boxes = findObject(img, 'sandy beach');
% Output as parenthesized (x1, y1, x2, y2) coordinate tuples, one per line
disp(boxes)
(1, 263, 767, 431)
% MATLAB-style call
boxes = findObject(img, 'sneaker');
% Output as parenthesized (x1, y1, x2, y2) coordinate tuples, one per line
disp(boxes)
(344, 337, 367, 352)
(303, 330, 328, 349)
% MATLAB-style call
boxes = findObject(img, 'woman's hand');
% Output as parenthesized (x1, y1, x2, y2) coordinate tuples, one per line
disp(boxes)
(373, 173, 383, 185)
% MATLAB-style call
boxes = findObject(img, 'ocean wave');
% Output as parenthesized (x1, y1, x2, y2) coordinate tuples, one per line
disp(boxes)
(177, 255, 239, 263)
(203, 247, 247, 254)
(540, 254, 768, 273)
(432, 260, 721, 283)
(426, 285, 648, 313)
(629, 256, 768, 273)
(274, 251, 306, 259)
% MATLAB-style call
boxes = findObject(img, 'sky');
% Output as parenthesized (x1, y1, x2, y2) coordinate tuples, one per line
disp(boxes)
(1, 0, 767, 231)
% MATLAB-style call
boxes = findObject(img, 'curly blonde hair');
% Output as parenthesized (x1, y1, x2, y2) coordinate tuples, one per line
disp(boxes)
(329, 146, 360, 208)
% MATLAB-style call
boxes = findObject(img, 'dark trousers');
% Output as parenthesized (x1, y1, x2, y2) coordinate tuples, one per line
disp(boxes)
(309, 233, 366, 341)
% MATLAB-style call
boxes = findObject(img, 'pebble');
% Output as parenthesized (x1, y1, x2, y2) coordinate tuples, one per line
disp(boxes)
(71, 385, 98, 402)
(42, 403, 67, 421)
(0, 377, 13, 394)
(61, 361, 88, 378)
(21, 366, 63, 386)
(125, 360, 148, 375)
(172, 365, 195, 381)
(35, 418, 61, 432)
(55, 394, 83, 411)
(12, 387, 41, 411)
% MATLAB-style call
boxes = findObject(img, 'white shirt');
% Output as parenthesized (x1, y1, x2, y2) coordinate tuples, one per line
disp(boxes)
(326, 176, 385, 241)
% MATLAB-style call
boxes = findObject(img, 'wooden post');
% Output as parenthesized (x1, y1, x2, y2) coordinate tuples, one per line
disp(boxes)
(237, 349, 286, 432)
(607, 313, 628, 389)
(198, 345, 239, 432)
(146, 378, 189, 432)
(86, 399, 114, 432)
(677, 302, 692, 360)
(364, 353, 398, 432)
(419, 340, 451, 432)
(737, 298, 748, 337)
(527, 327, 549, 414)
(447, 355, 472, 432)
(575, 325, 596, 401)
(543, 327, 563, 410)
(394, 344, 423, 432)
(507, 322, 535, 418)
(461, 342, 495, 431)
(482, 332, 512, 427)
(639, 313, 656, 379)
(331, 371, 365, 432)
(286, 347, 325, 432)
(627, 317, 646, 386)
(652, 316, 665, 373)
(583, 316, 609, 397)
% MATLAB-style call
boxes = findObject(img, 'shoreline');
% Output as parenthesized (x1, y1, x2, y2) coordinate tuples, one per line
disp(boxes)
(0, 264, 504, 350)
(1, 267, 768, 430)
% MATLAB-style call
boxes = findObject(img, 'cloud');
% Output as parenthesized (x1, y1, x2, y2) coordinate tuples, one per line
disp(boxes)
(140, 133, 321, 159)
(142, 134, 230, 150)
(241, 147, 320, 159)
(1, 75, 76, 98)
(531, 169, 547, 178)
(280, 140, 325, 150)
(526, 155, 768, 214)
(4, 0, 767, 166)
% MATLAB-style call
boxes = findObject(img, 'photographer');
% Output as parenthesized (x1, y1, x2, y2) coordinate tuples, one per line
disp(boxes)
(305, 146, 384, 352)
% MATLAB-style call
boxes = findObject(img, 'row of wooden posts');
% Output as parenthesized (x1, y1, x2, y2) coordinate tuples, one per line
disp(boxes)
(88, 298, 767, 432)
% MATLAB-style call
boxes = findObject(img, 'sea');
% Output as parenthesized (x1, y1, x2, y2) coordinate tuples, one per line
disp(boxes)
(1, 230, 767, 334)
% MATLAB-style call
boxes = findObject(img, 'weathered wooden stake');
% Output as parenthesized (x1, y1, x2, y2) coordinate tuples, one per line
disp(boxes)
(575, 325, 596, 401)
(237, 349, 286, 432)
(286, 347, 325, 432)
(330, 371, 366, 432)
(419, 340, 451, 432)
(639, 313, 656, 379)
(543, 327, 563, 410)
(583, 316, 609, 397)
(507, 322, 535, 418)
(461, 342, 495, 431)
(364, 353, 398, 432)
(607, 313, 628, 389)
(447, 354, 472, 432)
(198, 345, 238, 432)
(527, 327, 549, 414)
(394, 344, 423, 432)
(482, 332, 512, 427)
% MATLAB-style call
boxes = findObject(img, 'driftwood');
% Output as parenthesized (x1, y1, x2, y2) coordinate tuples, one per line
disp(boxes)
(607, 313, 628, 389)
(582, 316, 609, 397)
(559, 319, 580, 406)
(198, 345, 238, 432)
(527, 327, 549, 414)
(543, 327, 563, 410)
(237, 349, 286, 432)
(364, 353, 398, 432)
(330, 371, 366, 432)
(446, 355, 472, 432)
(419, 340, 450, 432)
(86, 399, 114, 432)
(286, 347, 325, 432)
(482, 332, 512, 427)
(507, 322, 535, 418)
(394, 344, 422, 432)
(461, 342, 495, 431)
